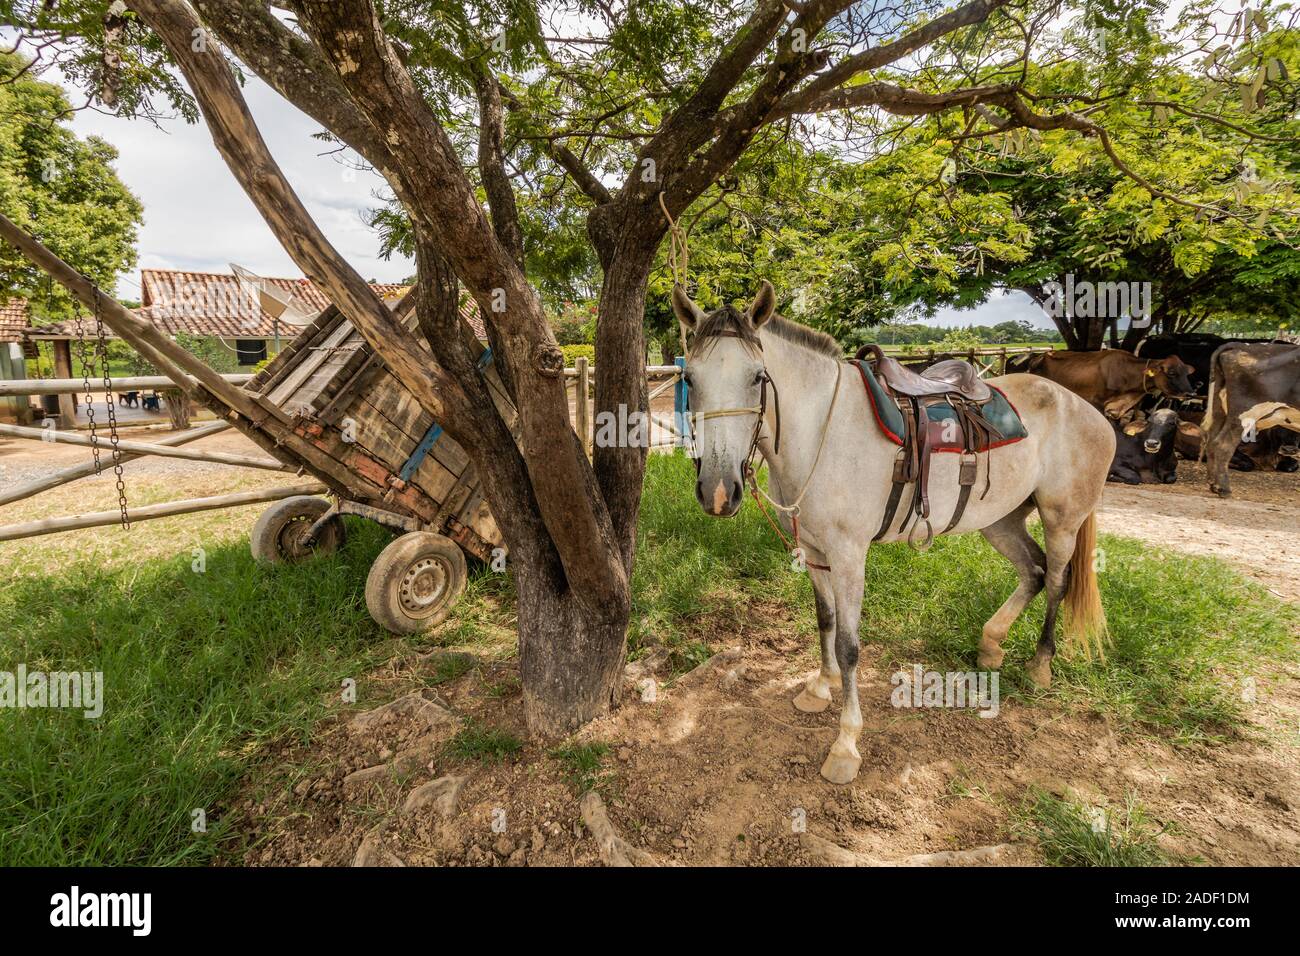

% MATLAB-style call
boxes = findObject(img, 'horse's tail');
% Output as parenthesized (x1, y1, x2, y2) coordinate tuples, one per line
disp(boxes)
(1064, 511, 1107, 659)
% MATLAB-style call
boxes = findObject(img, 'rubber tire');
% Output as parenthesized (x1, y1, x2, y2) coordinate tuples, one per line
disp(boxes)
(364, 532, 468, 634)
(250, 496, 345, 565)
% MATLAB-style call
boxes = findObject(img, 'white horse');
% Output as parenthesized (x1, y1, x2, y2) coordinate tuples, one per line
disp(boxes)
(673, 281, 1113, 784)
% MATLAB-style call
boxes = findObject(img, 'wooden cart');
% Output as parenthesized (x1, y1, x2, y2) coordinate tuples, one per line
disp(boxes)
(0, 220, 511, 633)
(239, 294, 512, 633)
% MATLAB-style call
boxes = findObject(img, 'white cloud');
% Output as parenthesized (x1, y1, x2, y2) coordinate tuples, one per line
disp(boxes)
(65, 73, 414, 294)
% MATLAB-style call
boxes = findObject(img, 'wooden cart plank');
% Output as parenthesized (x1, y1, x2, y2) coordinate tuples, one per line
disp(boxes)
(457, 486, 500, 549)
(268, 317, 359, 409)
(289, 330, 367, 410)
(248, 304, 341, 394)
(351, 372, 470, 476)
(343, 398, 461, 504)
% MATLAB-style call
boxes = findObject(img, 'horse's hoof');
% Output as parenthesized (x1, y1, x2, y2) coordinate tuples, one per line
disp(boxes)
(977, 647, 1005, 670)
(1025, 659, 1052, 689)
(793, 688, 832, 713)
(820, 751, 861, 785)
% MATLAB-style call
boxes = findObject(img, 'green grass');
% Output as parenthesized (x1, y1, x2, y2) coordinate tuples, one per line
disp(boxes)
(0, 517, 506, 865)
(0, 451, 1294, 864)
(1013, 788, 1184, 866)
(444, 718, 524, 763)
(550, 741, 614, 795)
(422, 651, 478, 687)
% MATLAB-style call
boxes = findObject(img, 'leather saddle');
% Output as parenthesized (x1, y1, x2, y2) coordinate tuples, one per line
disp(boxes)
(867, 346, 992, 402)
(854, 345, 1002, 550)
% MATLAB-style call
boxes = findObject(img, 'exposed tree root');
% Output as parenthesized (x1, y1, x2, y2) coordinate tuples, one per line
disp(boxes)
(347, 691, 458, 737)
(800, 832, 1020, 867)
(580, 792, 659, 867)
(401, 774, 466, 818)
(674, 646, 743, 688)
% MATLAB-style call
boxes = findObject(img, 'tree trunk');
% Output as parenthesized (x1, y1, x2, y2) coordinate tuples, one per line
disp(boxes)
(162, 387, 192, 429)
(514, 551, 630, 737)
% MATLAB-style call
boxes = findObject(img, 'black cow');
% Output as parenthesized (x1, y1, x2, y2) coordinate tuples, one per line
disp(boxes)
(1108, 409, 1179, 484)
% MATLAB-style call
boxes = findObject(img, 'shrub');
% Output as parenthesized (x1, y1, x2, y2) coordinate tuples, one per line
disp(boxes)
(561, 344, 595, 366)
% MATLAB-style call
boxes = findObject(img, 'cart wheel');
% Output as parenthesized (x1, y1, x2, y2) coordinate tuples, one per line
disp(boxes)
(250, 496, 345, 564)
(365, 532, 467, 634)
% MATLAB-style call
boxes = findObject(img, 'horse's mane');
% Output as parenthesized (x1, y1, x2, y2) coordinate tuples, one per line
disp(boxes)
(693, 306, 841, 359)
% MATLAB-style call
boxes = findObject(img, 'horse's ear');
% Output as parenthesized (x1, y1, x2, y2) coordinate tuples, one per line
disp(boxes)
(747, 280, 776, 327)
(671, 283, 705, 329)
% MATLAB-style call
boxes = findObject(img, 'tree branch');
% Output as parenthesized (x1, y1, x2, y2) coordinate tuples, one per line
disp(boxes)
(499, 85, 614, 205)
(773, 0, 1015, 119)
(290, 0, 630, 616)
(473, 65, 525, 270)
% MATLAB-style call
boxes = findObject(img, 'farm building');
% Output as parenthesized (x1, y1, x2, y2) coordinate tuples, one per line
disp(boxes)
(9, 269, 487, 425)
(24, 268, 413, 368)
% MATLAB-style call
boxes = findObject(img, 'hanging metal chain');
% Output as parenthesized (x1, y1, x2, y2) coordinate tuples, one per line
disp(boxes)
(88, 281, 130, 529)
(72, 312, 102, 475)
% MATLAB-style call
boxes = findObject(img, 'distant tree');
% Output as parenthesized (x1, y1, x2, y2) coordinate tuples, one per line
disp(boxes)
(832, 15, 1300, 350)
(0, 52, 143, 316)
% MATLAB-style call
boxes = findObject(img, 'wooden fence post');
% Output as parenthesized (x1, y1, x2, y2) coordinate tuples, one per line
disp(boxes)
(575, 355, 591, 456)
(674, 357, 689, 448)
(51, 339, 77, 425)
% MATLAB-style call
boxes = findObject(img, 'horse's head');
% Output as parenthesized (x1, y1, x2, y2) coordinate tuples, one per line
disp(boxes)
(672, 280, 777, 517)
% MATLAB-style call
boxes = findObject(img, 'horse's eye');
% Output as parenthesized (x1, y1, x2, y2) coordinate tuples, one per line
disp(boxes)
(753, 371, 766, 386)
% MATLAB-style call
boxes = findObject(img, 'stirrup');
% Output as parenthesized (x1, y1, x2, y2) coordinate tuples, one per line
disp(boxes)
(907, 517, 934, 553)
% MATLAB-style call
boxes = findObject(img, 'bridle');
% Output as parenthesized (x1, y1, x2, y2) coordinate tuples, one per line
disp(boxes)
(688, 328, 844, 570)
(690, 329, 782, 467)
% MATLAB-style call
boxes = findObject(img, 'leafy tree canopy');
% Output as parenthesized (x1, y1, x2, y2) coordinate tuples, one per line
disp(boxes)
(0, 50, 144, 318)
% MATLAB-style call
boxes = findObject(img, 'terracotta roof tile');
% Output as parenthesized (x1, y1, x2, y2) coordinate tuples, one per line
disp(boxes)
(0, 298, 28, 343)
(24, 269, 493, 340)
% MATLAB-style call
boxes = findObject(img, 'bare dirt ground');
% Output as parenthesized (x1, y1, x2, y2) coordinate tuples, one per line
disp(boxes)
(231, 605, 1299, 868)
(1098, 461, 1300, 604)
(3, 429, 1297, 866)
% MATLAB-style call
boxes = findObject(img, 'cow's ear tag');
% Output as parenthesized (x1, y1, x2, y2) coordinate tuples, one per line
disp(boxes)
(1123, 421, 1146, 436)
(1145, 368, 1156, 377)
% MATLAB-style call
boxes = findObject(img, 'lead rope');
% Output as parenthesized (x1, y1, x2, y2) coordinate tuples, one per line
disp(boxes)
(745, 361, 843, 571)
(658, 191, 691, 358)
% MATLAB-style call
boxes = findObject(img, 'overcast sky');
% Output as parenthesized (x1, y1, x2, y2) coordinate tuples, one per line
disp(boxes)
(62, 61, 1049, 328)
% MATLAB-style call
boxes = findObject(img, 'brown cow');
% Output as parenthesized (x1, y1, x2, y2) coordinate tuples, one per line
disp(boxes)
(1009, 350, 1195, 418)
(1175, 408, 1299, 473)
(1203, 343, 1300, 496)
